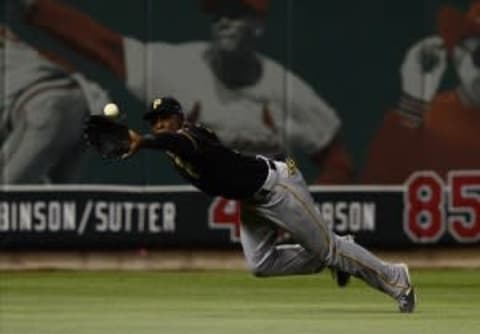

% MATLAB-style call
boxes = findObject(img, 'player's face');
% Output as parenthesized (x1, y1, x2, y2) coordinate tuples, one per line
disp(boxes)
(454, 37, 480, 107)
(150, 114, 182, 134)
(210, 14, 262, 53)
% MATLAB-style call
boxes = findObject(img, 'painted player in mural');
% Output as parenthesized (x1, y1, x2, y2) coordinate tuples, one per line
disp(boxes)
(84, 96, 416, 313)
(361, 0, 480, 184)
(0, 24, 110, 184)
(21, 0, 353, 184)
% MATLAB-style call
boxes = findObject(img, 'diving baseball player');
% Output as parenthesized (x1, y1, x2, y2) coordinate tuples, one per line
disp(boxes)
(84, 96, 416, 313)
(361, 1, 480, 184)
(0, 24, 110, 184)
(22, 0, 353, 184)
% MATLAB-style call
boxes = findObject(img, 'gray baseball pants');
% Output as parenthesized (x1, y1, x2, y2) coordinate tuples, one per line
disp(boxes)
(240, 159, 410, 300)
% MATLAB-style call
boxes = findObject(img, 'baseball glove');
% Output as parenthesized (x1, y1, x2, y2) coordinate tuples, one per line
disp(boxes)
(84, 115, 131, 159)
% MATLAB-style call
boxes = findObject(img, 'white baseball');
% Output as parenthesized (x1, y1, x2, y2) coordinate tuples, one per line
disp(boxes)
(103, 103, 120, 118)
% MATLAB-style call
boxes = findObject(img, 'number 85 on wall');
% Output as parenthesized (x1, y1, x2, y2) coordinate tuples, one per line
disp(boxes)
(404, 171, 480, 243)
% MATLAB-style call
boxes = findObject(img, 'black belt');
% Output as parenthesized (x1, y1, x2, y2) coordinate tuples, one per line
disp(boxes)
(256, 160, 276, 198)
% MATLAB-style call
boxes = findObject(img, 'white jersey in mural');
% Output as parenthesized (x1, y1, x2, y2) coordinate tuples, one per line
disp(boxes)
(124, 38, 340, 157)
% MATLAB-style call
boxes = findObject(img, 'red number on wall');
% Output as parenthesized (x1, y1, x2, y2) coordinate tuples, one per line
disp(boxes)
(208, 197, 241, 242)
(448, 172, 480, 242)
(404, 172, 445, 243)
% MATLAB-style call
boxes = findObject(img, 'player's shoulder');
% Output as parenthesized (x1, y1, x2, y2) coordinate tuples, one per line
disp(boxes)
(175, 41, 209, 54)
(162, 41, 210, 72)
(183, 123, 219, 141)
(185, 122, 216, 135)
(256, 52, 284, 78)
(257, 52, 311, 90)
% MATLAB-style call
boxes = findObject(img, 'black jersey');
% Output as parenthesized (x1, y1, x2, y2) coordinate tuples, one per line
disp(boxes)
(142, 123, 269, 199)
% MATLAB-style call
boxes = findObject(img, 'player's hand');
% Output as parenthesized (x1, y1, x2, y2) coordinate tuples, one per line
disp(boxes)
(121, 129, 143, 160)
(400, 35, 447, 102)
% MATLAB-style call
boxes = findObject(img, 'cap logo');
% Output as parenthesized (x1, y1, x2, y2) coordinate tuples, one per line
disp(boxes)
(152, 98, 162, 110)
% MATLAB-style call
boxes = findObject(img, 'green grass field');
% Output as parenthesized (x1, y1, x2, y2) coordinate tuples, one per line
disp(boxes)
(1, 269, 479, 334)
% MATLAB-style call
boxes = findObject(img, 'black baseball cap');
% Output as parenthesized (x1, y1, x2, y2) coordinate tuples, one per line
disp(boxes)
(143, 97, 184, 121)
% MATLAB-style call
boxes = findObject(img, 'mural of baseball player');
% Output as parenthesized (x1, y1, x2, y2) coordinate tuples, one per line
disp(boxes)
(361, 1, 480, 184)
(21, 0, 353, 184)
(0, 24, 110, 184)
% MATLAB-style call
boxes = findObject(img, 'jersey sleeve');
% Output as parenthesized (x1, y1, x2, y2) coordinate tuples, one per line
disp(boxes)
(286, 74, 341, 154)
(142, 130, 198, 156)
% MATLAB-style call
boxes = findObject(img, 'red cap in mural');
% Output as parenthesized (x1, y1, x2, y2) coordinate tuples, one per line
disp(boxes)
(201, 0, 270, 17)
(438, 0, 480, 53)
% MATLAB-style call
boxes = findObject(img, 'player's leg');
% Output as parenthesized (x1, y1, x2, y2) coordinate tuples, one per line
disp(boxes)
(240, 206, 324, 276)
(328, 234, 353, 288)
(24, 0, 125, 78)
(330, 234, 416, 312)
(250, 164, 335, 265)
(248, 160, 415, 310)
(330, 233, 412, 300)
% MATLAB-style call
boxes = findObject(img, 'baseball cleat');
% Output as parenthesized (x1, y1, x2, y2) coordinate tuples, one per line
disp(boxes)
(332, 269, 351, 288)
(397, 263, 416, 313)
(331, 234, 354, 288)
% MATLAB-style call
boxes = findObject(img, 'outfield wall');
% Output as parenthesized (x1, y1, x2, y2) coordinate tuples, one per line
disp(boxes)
(1, 180, 480, 251)
(1, 1, 480, 254)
